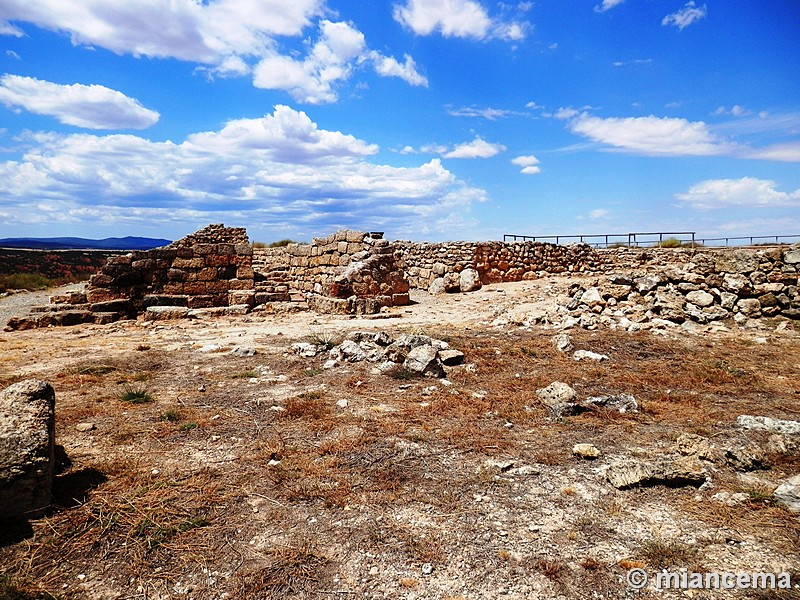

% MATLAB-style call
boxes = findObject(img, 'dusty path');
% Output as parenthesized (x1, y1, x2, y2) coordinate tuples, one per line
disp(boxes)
(0, 282, 87, 327)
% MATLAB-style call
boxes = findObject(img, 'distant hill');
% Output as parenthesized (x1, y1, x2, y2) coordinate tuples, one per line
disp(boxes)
(0, 236, 172, 250)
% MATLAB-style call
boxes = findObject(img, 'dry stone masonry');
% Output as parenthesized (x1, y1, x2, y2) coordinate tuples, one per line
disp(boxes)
(3, 223, 800, 330)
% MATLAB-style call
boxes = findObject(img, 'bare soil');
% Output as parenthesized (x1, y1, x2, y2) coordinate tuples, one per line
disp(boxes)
(1, 278, 799, 599)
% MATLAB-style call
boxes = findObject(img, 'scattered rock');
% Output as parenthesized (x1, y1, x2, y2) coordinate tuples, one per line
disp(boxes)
(604, 456, 707, 489)
(572, 443, 601, 459)
(582, 393, 638, 413)
(292, 342, 321, 358)
(723, 444, 768, 472)
(536, 382, 577, 406)
(230, 346, 257, 357)
(773, 474, 800, 513)
(676, 433, 718, 461)
(443, 272, 461, 293)
(579, 287, 603, 307)
(403, 345, 445, 378)
(75, 422, 95, 432)
(428, 278, 446, 295)
(0, 380, 56, 518)
(711, 491, 750, 506)
(737, 415, 800, 435)
(572, 350, 609, 362)
(439, 349, 465, 366)
(552, 333, 573, 353)
(330, 340, 367, 363)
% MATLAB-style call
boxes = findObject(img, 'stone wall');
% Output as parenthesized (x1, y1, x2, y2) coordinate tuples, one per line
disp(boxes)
(85, 224, 255, 311)
(253, 230, 410, 314)
(394, 240, 800, 322)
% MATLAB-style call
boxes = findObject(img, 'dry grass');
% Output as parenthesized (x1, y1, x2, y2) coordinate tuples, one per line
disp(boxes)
(0, 319, 799, 599)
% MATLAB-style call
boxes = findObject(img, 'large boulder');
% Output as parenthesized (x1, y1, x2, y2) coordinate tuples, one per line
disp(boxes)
(459, 268, 482, 293)
(0, 380, 56, 518)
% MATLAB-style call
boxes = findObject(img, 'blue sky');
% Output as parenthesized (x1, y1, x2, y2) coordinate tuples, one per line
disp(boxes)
(0, 0, 798, 243)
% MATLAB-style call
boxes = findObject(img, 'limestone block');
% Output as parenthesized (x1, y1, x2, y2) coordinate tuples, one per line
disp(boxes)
(0, 380, 55, 518)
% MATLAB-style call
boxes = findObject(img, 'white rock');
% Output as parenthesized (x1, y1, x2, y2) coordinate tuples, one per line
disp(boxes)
(573, 350, 609, 362)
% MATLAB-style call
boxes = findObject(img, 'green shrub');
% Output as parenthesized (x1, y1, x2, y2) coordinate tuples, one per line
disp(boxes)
(267, 239, 296, 248)
(0, 273, 54, 293)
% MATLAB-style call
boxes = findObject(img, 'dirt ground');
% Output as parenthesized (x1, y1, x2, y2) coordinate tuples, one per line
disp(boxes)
(1, 278, 799, 599)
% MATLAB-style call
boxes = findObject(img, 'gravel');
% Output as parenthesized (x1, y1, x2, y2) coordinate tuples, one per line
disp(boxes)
(0, 283, 86, 328)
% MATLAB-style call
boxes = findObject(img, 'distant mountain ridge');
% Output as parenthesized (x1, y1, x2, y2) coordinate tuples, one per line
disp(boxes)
(0, 236, 172, 250)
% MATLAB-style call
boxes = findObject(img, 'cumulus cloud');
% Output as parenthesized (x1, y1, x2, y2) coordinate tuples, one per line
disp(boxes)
(393, 0, 527, 41)
(0, 1, 426, 104)
(662, 1, 707, 30)
(0, 74, 159, 130)
(675, 177, 800, 209)
(0, 105, 487, 239)
(565, 112, 730, 156)
(511, 154, 540, 174)
(443, 137, 506, 159)
(371, 53, 428, 87)
(595, 0, 624, 13)
(713, 105, 749, 117)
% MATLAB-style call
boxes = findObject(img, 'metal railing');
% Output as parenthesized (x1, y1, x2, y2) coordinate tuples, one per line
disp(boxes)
(502, 232, 800, 249)
(503, 231, 696, 248)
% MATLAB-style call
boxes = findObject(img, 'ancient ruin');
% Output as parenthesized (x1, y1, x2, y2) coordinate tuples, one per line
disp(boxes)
(4, 223, 800, 330)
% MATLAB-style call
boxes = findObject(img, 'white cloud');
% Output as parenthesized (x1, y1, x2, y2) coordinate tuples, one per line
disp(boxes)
(0, 74, 159, 129)
(511, 154, 540, 174)
(566, 112, 730, 156)
(371, 53, 428, 87)
(443, 137, 506, 159)
(447, 106, 517, 120)
(0, 105, 487, 239)
(587, 208, 610, 219)
(675, 177, 800, 209)
(5, 50, 20, 60)
(393, 0, 527, 41)
(746, 142, 800, 162)
(713, 105, 749, 117)
(595, 0, 624, 13)
(0, 2, 426, 104)
(253, 20, 366, 104)
(662, 2, 707, 30)
(612, 58, 652, 67)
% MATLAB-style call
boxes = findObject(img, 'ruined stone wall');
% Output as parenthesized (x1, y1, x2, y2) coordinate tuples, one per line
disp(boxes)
(253, 230, 410, 314)
(395, 241, 599, 289)
(86, 224, 255, 311)
(395, 240, 800, 322)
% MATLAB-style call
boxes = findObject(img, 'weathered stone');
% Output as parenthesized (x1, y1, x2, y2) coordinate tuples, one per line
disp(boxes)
(0, 380, 56, 518)
(773, 474, 800, 512)
(737, 415, 800, 435)
(582, 393, 638, 413)
(535, 382, 577, 415)
(145, 306, 190, 320)
(552, 333, 574, 353)
(403, 345, 444, 378)
(737, 298, 761, 316)
(685, 290, 714, 307)
(459, 268, 482, 292)
(572, 443, 601, 459)
(579, 287, 603, 306)
(603, 456, 707, 489)
(573, 350, 609, 362)
(783, 249, 800, 264)
(439, 349, 465, 366)
(443, 272, 461, 293)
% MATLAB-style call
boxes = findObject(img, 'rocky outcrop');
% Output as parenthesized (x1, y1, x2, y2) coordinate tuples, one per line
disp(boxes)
(0, 380, 56, 518)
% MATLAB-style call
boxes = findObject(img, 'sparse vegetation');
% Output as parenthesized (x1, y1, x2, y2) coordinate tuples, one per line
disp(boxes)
(0, 273, 54, 293)
(1, 277, 799, 599)
(119, 385, 153, 404)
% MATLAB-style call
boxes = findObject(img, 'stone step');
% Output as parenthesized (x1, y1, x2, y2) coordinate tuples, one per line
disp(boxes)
(143, 294, 190, 308)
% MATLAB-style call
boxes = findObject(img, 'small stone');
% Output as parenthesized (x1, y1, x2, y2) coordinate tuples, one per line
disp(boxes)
(572, 443, 601, 459)
(773, 474, 800, 513)
(230, 346, 256, 357)
(421, 563, 434, 576)
(439, 349, 465, 366)
(291, 342, 320, 358)
(75, 422, 95, 432)
(552, 333, 574, 353)
(685, 290, 715, 308)
(336, 399, 349, 408)
(572, 350, 609, 362)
